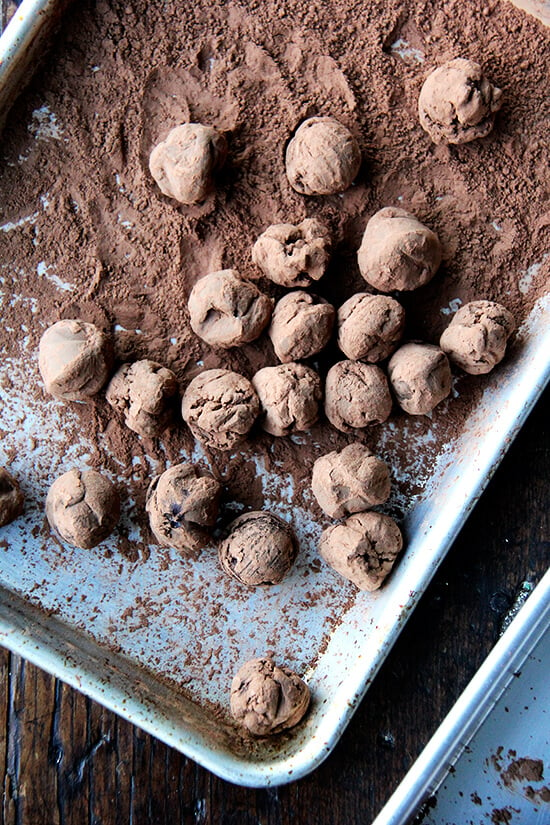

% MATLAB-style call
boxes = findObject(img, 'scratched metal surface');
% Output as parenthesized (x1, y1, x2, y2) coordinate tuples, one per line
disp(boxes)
(0, 0, 549, 787)
(421, 628, 550, 825)
(371, 569, 550, 825)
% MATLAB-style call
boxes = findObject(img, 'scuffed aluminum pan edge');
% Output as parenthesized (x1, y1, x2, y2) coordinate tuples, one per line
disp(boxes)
(0, 0, 71, 134)
(371, 567, 550, 825)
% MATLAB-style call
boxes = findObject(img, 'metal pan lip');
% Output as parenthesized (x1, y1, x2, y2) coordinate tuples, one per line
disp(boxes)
(372, 567, 550, 825)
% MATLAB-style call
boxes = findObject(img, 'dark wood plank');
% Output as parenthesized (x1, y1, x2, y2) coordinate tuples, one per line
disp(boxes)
(16, 661, 58, 825)
(57, 685, 91, 825)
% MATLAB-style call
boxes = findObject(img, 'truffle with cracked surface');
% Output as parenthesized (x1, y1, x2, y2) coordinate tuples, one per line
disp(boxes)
(418, 58, 503, 145)
(311, 443, 391, 519)
(188, 269, 273, 349)
(440, 300, 515, 374)
(252, 363, 322, 436)
(219, 511, 297, 586)
(319, 511, 403, 591)
(0, 468, 24, 527)
(358, 207, 442, 292)
(337, 293, 405, 362)
(324, 360, 392, 433)
(285, 117, 361, 195)
(46, 468, 120, 549)
(149, 123, 227, 204)
(146, 463, 221, 555)
(388, 343, 451, 415)
(39, 319, 113, 402)
(106, 360, 178, 437)
(269, 291, 335, 363)
(252, 219, 331, 288)
(181, 368, 259, 451)
(230, 657, 310, 736)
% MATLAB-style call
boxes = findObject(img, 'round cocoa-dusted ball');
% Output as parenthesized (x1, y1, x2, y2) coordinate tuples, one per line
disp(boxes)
(46, 468, 120, 549)
(319, 511, 403, 591)
(358, 207, 442, 292)
(311, 443, 391, 519)
(149, 123, 227, 204)
(188, 269, 273, 349)
(181, 369, 259, 451)
(230, 657, 310, 736)
(269, 291, 335, 363)
(324, 360, 392, 433)
(285, 117, 361, 196)
(388, 343, 451, 415)
(337, 293, 405, 362)
(219, 511, 297, 586)
(0, 468, 24, 527)
(252, 219, 331, 288)
(106, 360, 178, 438)
(440, 300, 515, 375)
(145, 463, 221, 555)
(39, 319, 113, 402)
(418, 58, 503, 145)
(252, 363, 322, 436)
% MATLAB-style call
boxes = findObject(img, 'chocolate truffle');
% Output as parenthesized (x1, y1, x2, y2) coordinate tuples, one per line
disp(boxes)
(269, 291, 335, 363)
(319, 511, 403, 591)
(149, 123, 227, 204)
(39, 319, 113, 402)
(0, 468, 24, 527)
(337, 293, 405, 362)
(252, 219, 331, 287)
(285, 117, 361, 195)
(146, 463, 221, 555)
(252, 363, 322, 436)
(46, 468, 120, 549)
(181, 368, 259, 451)
(188, 269, 273, 349)
(324, 360, 392, 433)
(388, 343, 451, 415)
(230, 657, 310, 736)
(440, 300, 515, 375)
(418, 58, 503, 145)
(219, 511, 297, 586)
(358, 207, 442, 292)
(106, 360, 178, 438)
(311, 443, 391, 519)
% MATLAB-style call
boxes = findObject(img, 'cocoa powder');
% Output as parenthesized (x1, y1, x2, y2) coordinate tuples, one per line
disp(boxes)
(0, 0, 549, 709)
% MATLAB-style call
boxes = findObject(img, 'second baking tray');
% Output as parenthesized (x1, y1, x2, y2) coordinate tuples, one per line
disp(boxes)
(0, 0, 549, 788)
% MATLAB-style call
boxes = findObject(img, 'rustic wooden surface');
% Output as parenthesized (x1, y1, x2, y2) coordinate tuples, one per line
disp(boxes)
(1, 4, 549, 824)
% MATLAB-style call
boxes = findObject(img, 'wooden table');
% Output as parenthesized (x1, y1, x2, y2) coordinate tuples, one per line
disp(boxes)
(1, 4, 549, 823)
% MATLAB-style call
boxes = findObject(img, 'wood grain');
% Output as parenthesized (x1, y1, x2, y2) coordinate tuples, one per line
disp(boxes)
(1, 3, 548, 822)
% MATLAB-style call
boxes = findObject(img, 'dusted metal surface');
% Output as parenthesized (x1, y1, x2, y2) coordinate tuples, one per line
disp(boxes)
(0, 294, 546, 787)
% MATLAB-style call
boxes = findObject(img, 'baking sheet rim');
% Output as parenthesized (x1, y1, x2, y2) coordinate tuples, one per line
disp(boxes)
(1, 0, 550, 788)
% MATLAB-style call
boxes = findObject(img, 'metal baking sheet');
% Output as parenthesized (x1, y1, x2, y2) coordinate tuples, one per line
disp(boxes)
(372, 567, 550, 825)
(0, 0, 549, 788)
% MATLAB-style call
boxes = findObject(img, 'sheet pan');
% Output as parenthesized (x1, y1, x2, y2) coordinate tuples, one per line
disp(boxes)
(0, 0, 549, 788)
(372, 567, 550, 824)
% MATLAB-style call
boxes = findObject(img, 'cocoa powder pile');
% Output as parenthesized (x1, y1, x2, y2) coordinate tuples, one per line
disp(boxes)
(0, 0, 549, 706)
